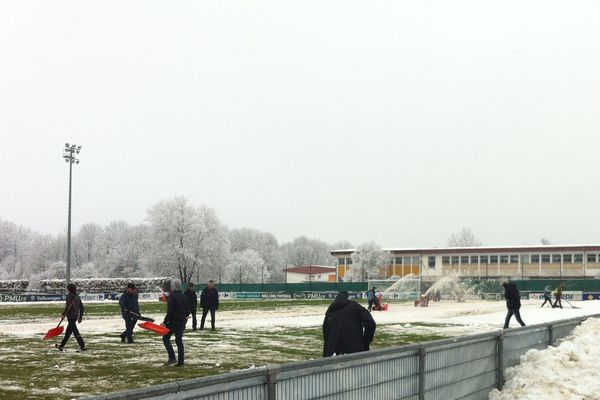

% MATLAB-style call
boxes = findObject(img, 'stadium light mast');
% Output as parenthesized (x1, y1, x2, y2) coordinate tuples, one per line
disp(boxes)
(63, 143, 82, 286)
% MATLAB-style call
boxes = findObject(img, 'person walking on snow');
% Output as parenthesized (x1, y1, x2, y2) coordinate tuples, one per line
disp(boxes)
(119, 282, 139, 343)
(200, 280, 219, 330)
(366, 287, 376, 312)
(540, 285, 553, 307)
(56, 283, 86, 352)
(553, 283, 564, 309)
(161, 279, 190, 367)
(323, 291, 376, 357)
(184, 282, 198, 330)
(502, 282, 526, 329)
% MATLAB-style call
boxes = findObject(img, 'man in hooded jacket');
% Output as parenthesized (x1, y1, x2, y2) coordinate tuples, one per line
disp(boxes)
(322, 291, 376, 357)
(161, 279, 190, 366)
(502, 281, 526, 329)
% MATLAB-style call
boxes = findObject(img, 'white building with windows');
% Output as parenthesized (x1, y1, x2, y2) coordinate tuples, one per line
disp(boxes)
(283, 265, 337, 283)
(332, 245, 600, 282)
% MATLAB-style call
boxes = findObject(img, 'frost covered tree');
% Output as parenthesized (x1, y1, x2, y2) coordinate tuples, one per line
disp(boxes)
(0, 218, 36, 279)
(74, 223, 102, 264)
(281, 236, 332, 267)
(350, 242, 390, 281)
(229, 228, 284, 282)
(223, 249, 268, 284)
(447, 227, 482, 247)
(147, 197, 229, 283)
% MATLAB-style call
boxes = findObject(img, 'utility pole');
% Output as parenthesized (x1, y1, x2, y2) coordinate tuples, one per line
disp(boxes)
(63, 143, 81, 286)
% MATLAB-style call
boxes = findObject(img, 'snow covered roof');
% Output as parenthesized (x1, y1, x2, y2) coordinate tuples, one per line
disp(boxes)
(331, 244, 600, 256)
(284, 265, 336, 274)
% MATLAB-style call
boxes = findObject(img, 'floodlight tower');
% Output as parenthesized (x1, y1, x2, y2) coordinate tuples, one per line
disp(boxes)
(63, 143, 82, 285)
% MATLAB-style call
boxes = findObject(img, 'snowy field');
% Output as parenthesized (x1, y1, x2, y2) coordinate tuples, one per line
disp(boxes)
(0, 298, 598, 399)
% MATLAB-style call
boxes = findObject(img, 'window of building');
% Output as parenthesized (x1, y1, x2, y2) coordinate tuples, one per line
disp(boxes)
(500, 255, 509, 264)
(490, 255, 498, 263)
(574, 254, 583, 263)
(451, 256, 459, 264)
(542, 254, 550, 263)
(428, 256, 436, 268)
(532, 254, 540, 263)
(587, 254, 597, 263)
(346, 258, 352, 265)
(442, 256, 450, 265)
(563, 254, 572, 263)
(480, 255, 488, 264)
(510, 255, 519, 263)
(521, 254, 530, 264)
(394, 257, 402, 265)
(552, 254, 561, 263)
(403, 256, 412, 266)
(460, 256, 469, 264)
(470, 255, 478, 264)
(338, 258, 345, 266)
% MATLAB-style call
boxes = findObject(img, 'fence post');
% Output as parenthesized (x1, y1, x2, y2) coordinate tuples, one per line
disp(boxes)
(496, 332, 504, 390)
(548, 323, 554, 346)
(266, 365, 279, 400)
(418, 345, 426, 400)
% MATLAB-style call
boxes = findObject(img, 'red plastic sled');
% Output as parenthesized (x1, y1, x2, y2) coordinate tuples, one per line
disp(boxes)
(138, 321, 170, 336)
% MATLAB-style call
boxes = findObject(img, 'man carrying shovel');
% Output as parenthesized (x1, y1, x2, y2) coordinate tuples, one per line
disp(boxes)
(119, 283, 139, 343)
(55, 283, 86, 352)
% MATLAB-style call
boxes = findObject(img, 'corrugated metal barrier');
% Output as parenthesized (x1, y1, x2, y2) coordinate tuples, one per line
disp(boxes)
(84, 314, 599, 400)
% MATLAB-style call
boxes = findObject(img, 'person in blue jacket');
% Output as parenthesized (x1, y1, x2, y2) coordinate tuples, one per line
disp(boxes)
(502, 282, 526, 329)
(119, 282, 139, 343)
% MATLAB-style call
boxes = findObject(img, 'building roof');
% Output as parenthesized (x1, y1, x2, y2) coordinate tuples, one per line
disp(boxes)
(284, 265, 337, 274)
(331, 244, 600, 256)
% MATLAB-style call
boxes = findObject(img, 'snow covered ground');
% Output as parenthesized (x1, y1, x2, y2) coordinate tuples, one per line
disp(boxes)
(489, 316, 600, 400)
(2, 298, 599, 338)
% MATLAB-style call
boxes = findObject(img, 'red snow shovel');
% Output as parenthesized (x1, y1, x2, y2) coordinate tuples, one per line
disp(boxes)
(43, 317, 65, 340)
(43, 296, 77, 340)
(138, 321, 170, 336)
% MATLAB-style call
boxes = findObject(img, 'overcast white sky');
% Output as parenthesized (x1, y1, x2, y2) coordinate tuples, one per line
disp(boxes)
(1, 1, 599, 248)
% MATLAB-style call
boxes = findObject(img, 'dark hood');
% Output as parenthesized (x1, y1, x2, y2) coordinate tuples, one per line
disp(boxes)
(326, 296, 353, 313)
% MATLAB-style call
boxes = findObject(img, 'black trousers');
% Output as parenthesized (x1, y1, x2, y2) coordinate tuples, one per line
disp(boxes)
(201, 308, 216, 329)
(163, 320, 185, 365)
(541, 296, 553, 307)
(59, 319, 85, 349)
(367, 300, 375, 311)
(122, 316, 137, 342)
(553, 297, 563, 308)
(504, 308, 526, 329)
(189, 309, 197, 329)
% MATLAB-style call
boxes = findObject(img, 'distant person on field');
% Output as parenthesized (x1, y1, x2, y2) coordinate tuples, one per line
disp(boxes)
(185, 282, 198, 330)
(200, 280, 219, 330)
(56, 283, 86, 352)
(366, 286, 376, 312)
(323, 291, 376, 357)
(553, 283, 564, 309)
(119, 282, 139, 343)
(540, 285, 553, 307)
(502, 282, 526, 329)
(161, 279, 190, 367)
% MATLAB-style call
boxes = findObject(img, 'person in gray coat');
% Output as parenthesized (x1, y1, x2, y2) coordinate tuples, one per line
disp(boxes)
(56, 283, 86, 351)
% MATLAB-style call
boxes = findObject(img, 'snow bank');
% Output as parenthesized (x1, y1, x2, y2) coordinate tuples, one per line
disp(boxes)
(489, 317, 600, 400)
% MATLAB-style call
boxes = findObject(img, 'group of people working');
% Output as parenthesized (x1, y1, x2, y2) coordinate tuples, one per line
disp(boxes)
(56, 279, 220, 367)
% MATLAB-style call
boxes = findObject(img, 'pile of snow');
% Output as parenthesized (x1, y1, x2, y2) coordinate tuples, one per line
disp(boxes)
(489, 317, 600, 400)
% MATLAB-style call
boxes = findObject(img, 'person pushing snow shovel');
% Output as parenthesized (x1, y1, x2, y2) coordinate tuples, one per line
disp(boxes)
(119, 282, 139, 343)
(55, 283, 86, 352)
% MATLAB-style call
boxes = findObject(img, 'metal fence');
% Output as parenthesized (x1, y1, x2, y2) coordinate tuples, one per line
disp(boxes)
(84, 314, 598, 400)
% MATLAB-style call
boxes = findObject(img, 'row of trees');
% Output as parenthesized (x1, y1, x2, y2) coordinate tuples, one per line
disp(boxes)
(0, 197, 352, 285)
(1, 200, 491, 285)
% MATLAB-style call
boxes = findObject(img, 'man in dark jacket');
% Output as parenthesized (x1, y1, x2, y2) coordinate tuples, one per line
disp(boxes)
(200, 280, 219, 331)
(184, 282, 198, 330)
(322, 291, 376, 357)
(162, 279, 190, 366)
(502, 282, 526, 329)
(366, 287, 376, 312)
(56, 283, 86, 351)
(540, 285, 553, 308)
(119, 283, 139, 343)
